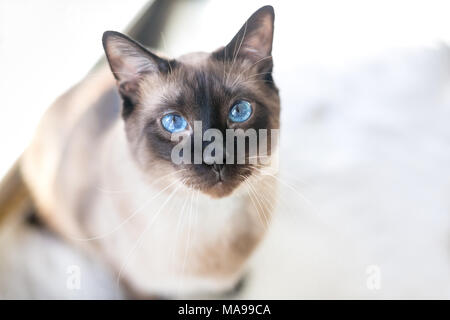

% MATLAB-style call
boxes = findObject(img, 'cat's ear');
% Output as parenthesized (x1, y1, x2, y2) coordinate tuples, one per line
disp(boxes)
(214, 6, 274, 67)
(103, 31, 173, 117)
(102, 31, 171, 84)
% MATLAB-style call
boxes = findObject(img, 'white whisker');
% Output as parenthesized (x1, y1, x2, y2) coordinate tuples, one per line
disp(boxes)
(115, 181, 182, 291)
(71, 176, 184, 241)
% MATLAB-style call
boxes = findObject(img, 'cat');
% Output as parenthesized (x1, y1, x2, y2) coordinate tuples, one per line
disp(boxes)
(16, 5, 280, 298)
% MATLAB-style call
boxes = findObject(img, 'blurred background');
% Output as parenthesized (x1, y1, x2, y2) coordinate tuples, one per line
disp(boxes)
(1, 0, 450, 298)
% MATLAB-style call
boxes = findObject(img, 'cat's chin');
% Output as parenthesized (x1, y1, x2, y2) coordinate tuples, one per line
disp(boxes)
(204, 181, 235, 199)
(186, 180, 240, 199)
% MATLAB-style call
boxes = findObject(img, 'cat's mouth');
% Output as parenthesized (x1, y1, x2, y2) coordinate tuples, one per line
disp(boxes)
(182, 165, 245, 198)
(203, 180, 236, 198)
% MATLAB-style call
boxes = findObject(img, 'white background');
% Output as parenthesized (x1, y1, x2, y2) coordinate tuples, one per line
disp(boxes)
(1, 0, 450, 298)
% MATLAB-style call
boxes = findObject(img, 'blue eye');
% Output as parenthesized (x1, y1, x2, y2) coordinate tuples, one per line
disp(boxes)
(229, 100, 252, 123)
(161, 113, 188, 133)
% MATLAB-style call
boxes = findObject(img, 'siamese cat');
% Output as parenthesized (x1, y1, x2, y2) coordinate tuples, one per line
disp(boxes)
(19, 5, 280, 297)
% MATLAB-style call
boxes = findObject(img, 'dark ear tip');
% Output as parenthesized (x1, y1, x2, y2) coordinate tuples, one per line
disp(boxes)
(102, 31, 129, 49)
(103, 31, 119, 42)
(257, 5, 275, 18)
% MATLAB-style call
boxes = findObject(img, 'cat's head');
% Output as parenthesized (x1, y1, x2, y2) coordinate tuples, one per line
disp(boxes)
(103, 6, 280, 198)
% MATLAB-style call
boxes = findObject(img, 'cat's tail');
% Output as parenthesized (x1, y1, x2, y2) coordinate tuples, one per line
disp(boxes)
(0, 158, 32, 225)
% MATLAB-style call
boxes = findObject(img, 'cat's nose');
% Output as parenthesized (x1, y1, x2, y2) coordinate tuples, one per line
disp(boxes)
(203, 154, 225, 178)
(211, 163, 225, 181)
(203, 153, 226, 166)
(212, 163, 224, 174)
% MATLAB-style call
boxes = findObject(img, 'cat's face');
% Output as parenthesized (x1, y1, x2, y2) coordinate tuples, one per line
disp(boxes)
(103, 6, 279, 198)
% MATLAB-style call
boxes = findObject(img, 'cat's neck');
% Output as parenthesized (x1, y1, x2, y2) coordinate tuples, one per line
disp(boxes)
(83, 121, 270, 296)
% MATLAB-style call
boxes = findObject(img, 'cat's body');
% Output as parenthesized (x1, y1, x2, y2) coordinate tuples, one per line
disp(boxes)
(18, 6, 279, 297)
(21, 66, 271, 296)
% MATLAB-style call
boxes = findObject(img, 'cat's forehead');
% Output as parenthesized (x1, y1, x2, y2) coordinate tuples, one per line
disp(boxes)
(176, 51, 211, 67)
(138, 50, 262, 115)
